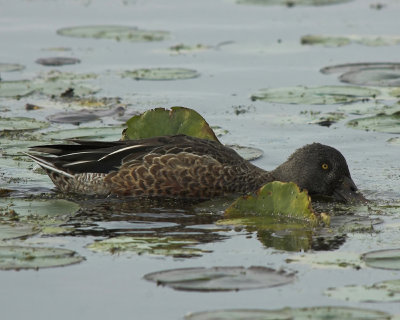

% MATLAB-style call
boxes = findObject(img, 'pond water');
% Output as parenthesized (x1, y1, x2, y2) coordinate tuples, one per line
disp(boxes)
(1, 0, 400, 319)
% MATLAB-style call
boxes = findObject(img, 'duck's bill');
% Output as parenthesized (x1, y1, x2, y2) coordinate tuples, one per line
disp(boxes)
(333, 176, 367, 203)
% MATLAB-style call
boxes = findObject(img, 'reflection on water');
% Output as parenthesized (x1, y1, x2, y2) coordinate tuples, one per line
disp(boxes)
(49, 196, 381, 254)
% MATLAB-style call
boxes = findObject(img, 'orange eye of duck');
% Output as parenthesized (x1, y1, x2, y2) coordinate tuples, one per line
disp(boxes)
(322, 163, 329, 170)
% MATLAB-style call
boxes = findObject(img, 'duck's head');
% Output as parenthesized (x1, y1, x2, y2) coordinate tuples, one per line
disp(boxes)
(272, 143, 366, 203)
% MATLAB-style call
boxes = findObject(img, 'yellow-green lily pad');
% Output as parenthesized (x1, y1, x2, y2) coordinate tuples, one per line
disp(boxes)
(251, 86, 380, 105)
(225, 181, 328, 225)
(0, 246, 84, 270)
(0, 80, 36, 98)
(185, 306, 391, 320)
(321, 62, 400, 75)
(87, 236, 209, 258)
(362, 248, 400, 270)
(144, 266, 295, 292)
(121, 68, 200, 81)
(57, 25, 169, 42)
(347, 112, 400, 134)
(237, 0, 352, 6)
(0, 63, 25, 72)
(0, 117, 49, 133)
(123, 107, 219, 142)
(43, 125, 124, 141)
(325, 279, 400, 302)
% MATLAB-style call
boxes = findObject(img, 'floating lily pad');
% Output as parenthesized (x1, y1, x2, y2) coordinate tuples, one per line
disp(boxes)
(123, 107, 219, 142)
(0, 117, 49, 133)
(0, 80, 36, 98)
(325, 279, 400, 302)
(0, 246, 84, 270)
(225, 182, 328, 225)
(57, 25, 169, 42)
(35, 57, 81, 66)
(338, 102, 397, 115)
(47, 106, 125, 124)
(340, 68, 400, 87)
(87, 236, 209, 258)
(169, 43, 211, 54)
(0, 198, 80, 218)
(0, 224, 38, 240)
(144, 266, 294, 292)
(301, 34, 400, 47)
(121, 68, 200, 81)
(362, 248, 400, 270)
(236, 0, 352, 6)
(286, 251, 363, 269)
(185, 306, 391, 320)
(227, 144, 264, 161)
(320, 62, 400, 75)
(0, 63, 25, 72)
(251, 86, 380, 105)
(347, 112, 400, 134)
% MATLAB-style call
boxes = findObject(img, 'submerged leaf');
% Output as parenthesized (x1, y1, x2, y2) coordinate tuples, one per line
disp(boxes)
(123, 107, 219, 142)
(225, 181, 327, 225)
(0, 246, 84, 270)
(237, 0, 353, 6)
(301, 34, 400, 47)
(144, 266, 295, 292)
(0, 63, 25, 72)
(0, 117, 49, 133)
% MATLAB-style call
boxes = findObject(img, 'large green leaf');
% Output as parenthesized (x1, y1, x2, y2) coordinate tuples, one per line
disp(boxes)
(225, 181, 328, 225)
(123, 107, 219, 142)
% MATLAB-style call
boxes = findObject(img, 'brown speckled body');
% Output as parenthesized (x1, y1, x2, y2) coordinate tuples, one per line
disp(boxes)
(28, 135, 273, 198)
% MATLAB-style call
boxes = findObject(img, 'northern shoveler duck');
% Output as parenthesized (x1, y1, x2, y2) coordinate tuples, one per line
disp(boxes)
(26, 134, 365, 202)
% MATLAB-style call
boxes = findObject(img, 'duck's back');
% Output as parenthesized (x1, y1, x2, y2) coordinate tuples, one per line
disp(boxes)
(28, 135, 271, 198)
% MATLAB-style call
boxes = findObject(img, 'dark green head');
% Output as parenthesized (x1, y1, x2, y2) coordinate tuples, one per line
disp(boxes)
(273, 143, 366, 202)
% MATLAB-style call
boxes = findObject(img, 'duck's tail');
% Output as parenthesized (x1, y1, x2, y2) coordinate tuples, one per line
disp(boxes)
(23, 152, 74, 179)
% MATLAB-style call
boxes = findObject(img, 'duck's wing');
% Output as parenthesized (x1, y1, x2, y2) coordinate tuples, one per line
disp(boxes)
(26, 135, 240, 175)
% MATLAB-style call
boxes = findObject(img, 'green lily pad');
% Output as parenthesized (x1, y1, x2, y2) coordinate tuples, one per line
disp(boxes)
(0, 117, 49, 133)
(325, 279, 400, 302)
(387, 137, 400, 145)
(35, 57, 81, 66)
(0, 198, 80, 218)
(185, 306, 391, 320)
(362, 248, 400, 270)
(236, 0, 352, 6)
(57, 25, 169, 42)
(225, 182, 328, 226)
(144, 266, 295, 292)
(0, 224, 38, 240)
(340, 68, 400, 87)
(227, 144, 264, 161)
(123, 107, 219, 142)
(320, 62, 400, 75)
(347, 112, 400, 134)
(0, 246, 84, 270)
(301, 35, 350, 47)
(121, 68, 200, 81)
(168, 43, 211, 54)
(301, 34, 400, 47)
(338, 102, 397, 116)
(286, 251, 363, 269)
(87, 236, 209, 258)
(251, 86, 380, 105)
(0, 63, 25, 72)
